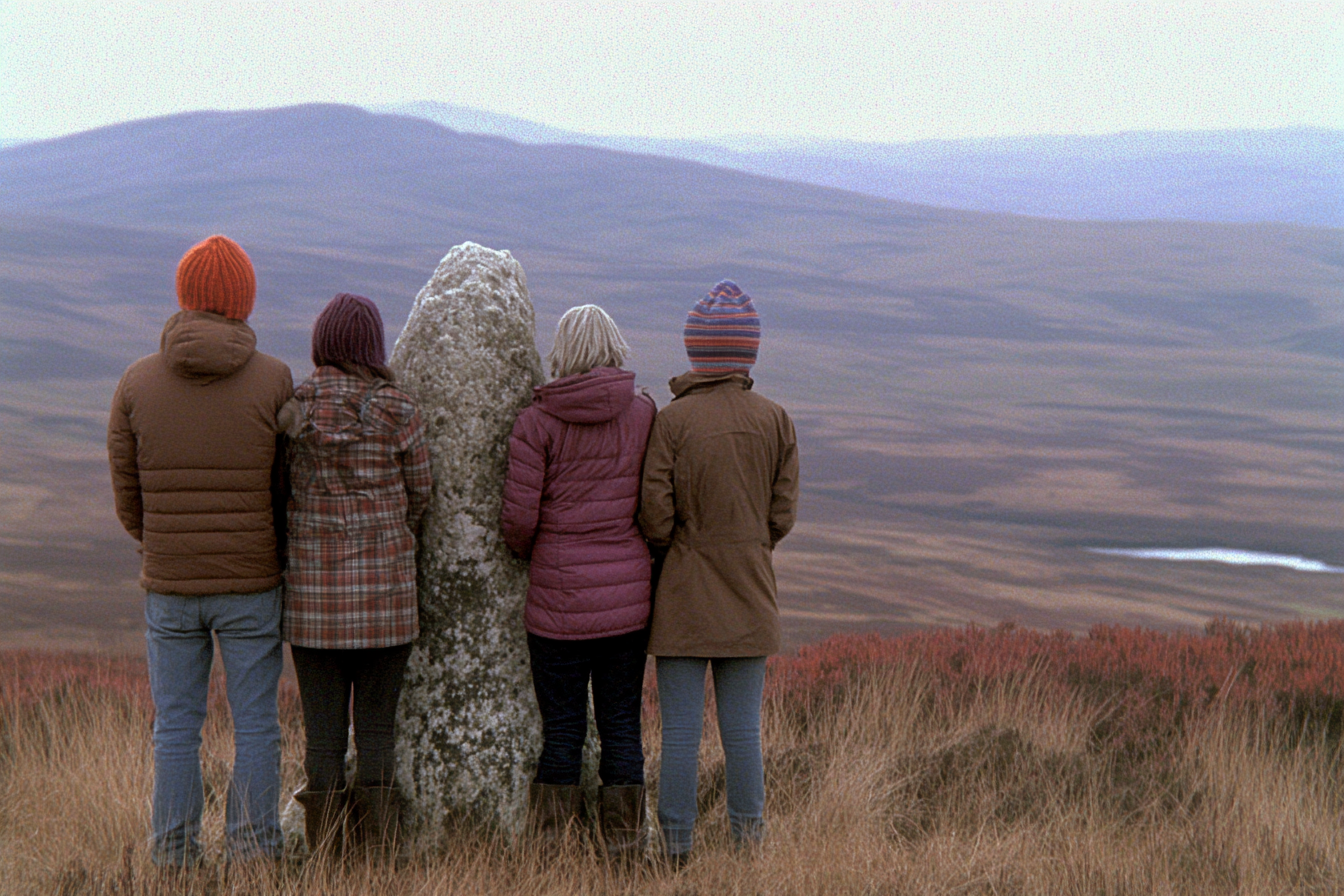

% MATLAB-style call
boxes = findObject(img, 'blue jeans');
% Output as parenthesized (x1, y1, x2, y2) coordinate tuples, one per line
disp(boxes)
(145, 588, 284, 866)
(527, 629, 648, 786)
(655, 656, 767, 855)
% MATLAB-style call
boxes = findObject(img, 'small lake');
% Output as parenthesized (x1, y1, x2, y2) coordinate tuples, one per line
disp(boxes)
(1087, 547, 1344, 574)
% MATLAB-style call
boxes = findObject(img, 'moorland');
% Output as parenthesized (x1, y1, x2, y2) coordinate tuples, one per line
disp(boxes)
(7, 622, 1344, 894)
(0, 104, 1341, 651)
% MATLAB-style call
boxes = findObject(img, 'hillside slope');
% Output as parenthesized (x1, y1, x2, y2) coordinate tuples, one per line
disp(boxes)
(1, 104, 1341, 648)
(376, 101, 1343, 227)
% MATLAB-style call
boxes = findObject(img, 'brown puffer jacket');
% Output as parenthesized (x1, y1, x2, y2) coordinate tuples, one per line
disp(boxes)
(107, 311, 294, 595)
(638, 371, 799, 657)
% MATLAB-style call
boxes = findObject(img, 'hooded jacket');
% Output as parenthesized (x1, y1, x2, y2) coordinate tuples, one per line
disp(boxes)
(281, 366, 433, 649)
(107, 310, 294, 595)
(501, 367, 657, 640)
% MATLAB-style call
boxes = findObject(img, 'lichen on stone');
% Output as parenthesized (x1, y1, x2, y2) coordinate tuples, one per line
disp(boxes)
(389, 242, 546, 840)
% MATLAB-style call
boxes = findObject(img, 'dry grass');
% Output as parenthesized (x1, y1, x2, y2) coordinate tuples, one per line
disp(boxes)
(3, 647, 1344, 895)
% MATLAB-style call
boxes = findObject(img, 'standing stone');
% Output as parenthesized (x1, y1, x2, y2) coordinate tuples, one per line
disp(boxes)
(389, 242, 545, 840)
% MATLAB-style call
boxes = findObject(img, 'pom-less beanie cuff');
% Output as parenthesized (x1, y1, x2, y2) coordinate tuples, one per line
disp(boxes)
(312, 293, 387, 371)
(175, 235, 256, 321)
(684, 280, 760, 373)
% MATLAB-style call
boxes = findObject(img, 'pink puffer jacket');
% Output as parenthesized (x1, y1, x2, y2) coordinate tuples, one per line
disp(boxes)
(501, 367, 657, 640)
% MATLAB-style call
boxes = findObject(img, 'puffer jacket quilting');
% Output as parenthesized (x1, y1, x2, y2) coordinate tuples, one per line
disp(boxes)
(107, 310, 293, 595)
(501, 367, 657, 640)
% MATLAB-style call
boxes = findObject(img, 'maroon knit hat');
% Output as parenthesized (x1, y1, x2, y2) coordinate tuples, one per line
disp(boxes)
(312, 293, 387, 372)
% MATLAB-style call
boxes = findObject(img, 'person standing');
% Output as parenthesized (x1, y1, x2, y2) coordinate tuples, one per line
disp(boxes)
(638, 280, 799, 864)
(500, 305, 656, 860)
(281, 293, 432, 858)
(107, 235, 293, 869)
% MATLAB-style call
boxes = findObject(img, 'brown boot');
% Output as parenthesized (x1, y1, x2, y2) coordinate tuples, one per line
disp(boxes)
(527, 783, 587, 846)
(597, 784, 645, 862)
(294, 788, 348, 858)
(350, 784, 402, 860)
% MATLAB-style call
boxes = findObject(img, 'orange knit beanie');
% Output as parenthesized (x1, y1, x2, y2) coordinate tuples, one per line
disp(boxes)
(175, 235, 256, 320)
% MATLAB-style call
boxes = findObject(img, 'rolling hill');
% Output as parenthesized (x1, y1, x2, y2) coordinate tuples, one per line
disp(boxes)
(1, 103, 1341, 650)
(376, 101, 1344, 227)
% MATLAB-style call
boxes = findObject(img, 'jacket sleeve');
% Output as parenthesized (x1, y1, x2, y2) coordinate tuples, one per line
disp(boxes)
(637, 412, 676, 548)
(398, 406, 434, 536)
(500, 410, 546, 558)
(106, 373, 143, 542)
(270, 368, 295, 564)
(769, 410, 799, 548)
(271, 434, 289, 565)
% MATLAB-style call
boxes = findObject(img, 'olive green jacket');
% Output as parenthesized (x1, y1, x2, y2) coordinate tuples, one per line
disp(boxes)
(638, 371, 799, 656)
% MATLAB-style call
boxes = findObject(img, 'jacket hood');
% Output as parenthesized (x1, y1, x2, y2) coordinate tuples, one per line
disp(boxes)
(160, 310, 257, 384)
(289, 366, 408, 448)
(533, 367, 637, 424)
(669, 370, 754, 399)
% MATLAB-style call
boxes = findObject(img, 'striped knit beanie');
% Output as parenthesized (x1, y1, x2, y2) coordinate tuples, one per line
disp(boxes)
(175, 235, 256, 321)
(684, 280, 760, 373)
(312, 293, 387, 371)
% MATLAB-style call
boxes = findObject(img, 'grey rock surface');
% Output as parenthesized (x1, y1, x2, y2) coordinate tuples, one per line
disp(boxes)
(389, 242, 546, 840)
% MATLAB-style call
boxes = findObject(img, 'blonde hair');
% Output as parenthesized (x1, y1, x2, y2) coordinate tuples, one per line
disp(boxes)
(547, 304, 631, 379)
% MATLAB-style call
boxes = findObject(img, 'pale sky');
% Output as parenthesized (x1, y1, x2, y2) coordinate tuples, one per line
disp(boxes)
(2, 1, 1341, 142)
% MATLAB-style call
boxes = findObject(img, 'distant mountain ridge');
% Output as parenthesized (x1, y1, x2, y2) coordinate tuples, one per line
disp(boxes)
(374, 101, 1343, 227)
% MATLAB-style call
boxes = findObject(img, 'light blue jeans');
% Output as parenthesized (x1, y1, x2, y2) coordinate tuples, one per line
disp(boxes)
(655, 656, 767, 856)
(145, 588, 284, 866)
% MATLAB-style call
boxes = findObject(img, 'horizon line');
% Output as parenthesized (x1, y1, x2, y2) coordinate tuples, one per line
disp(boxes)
(3, 100, 1341, 148)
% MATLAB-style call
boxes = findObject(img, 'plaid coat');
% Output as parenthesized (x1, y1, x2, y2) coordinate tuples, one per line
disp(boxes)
(282, 367, 433, 649)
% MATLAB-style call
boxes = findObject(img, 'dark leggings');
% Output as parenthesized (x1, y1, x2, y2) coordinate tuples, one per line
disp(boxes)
(290, 642, 412, 792)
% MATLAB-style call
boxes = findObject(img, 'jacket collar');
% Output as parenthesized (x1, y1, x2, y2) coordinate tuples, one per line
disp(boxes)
(668, 370, 754, 399)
